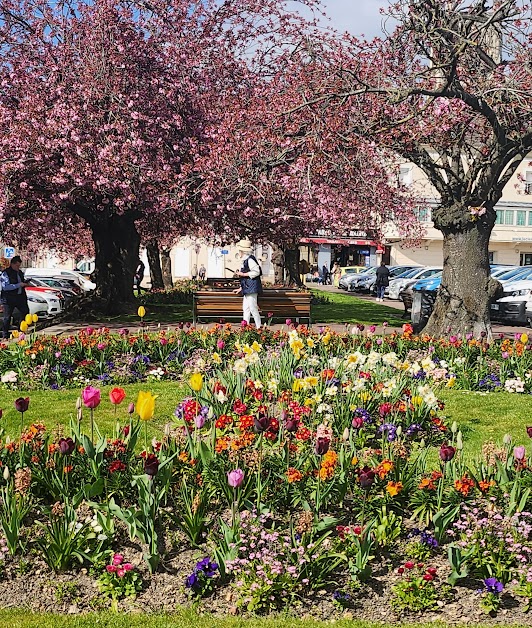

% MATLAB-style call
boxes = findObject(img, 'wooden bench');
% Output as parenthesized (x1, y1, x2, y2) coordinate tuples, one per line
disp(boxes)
(193, 289, 312, 325)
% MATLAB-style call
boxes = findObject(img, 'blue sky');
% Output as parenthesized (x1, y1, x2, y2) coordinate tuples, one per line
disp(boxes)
(320, 0, 390, 37)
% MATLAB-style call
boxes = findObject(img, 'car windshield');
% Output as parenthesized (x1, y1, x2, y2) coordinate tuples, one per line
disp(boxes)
(396, 268, 421, 279)
(418, 268, 442, 279)
(498, 267, 532, 281)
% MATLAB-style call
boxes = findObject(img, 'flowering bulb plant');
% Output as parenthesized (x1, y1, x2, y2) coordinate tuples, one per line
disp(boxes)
(392, 562, 443, 611)
(97, 553, 142, 610)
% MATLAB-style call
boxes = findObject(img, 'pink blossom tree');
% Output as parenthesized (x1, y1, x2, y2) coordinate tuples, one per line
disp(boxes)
(0, 0, 325, 310)
(308, 0, 532, 336)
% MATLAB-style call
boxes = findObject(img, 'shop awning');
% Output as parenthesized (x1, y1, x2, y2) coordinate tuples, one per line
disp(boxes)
(300, 237, 381, 247)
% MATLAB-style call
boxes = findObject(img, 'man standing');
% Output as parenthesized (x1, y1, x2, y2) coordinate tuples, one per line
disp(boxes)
(1, 255, 30, 338)
(233, 239, 262, 329)
(375, 261, 390, 302)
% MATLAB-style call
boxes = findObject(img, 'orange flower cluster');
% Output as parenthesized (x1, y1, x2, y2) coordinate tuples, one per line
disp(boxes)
(215, 414, 233, 429)
(319, 450, 338, 480)
(419, 470, 443, 490)
(286, 467, 303, 483)
(238, 414, 254, 430)
(21, 423, 46, 444)
(215, 433, 256, 453)
(376, 459, 394, 479)
(386, 481, 403, 496)
(454, 475, 475, 496)
(478, 479, 496, 492)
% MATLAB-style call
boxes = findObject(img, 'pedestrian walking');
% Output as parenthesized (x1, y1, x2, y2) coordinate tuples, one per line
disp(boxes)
(198, 264, 206, 281)
(233, 239, 262, 329)
(1, 255, 30, 339)
(134, 258, 145, 296)
(375, 261, 390, 301)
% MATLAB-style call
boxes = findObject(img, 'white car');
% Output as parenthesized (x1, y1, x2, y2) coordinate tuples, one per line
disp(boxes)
(25, 268, 96, 291)
(492, 279, 532, 324)
(387, 267, 442, 300)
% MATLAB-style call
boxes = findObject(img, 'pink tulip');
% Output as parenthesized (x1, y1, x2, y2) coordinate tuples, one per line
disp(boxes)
(514, 445, 526, 461)
(217, 339, 225, 350)
(227, 469, 244, 488)
(82, 386, 101, 409)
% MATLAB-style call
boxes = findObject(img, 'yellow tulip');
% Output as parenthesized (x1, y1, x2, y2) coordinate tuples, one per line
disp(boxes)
(521, 333, 529, 345)
(24, 314, 33, 325)
(189, 372, 203, 392)
(138, 306, 146, 319)
(32, 314, 39, 323)
(19, 321, 28, 333)
(136, 391, 157, 421)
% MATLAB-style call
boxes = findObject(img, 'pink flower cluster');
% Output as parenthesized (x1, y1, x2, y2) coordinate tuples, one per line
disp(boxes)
(106, 553, 134, 578)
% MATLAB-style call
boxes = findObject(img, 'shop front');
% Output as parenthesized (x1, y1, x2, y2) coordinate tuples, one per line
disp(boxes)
(300, 230, 384, 271)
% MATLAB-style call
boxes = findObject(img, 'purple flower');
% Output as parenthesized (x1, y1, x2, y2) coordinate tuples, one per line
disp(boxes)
(185, 572, 199, 589)
(58, 437, 75, 456)
(314, 437, 330, 456)
(254, 413, 271, 433)
(484, 578, 503, 594)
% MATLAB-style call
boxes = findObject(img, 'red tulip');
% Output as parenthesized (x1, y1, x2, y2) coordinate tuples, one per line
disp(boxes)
(526, 426, 532, 439)
(144, 453, 159, 478)
(109, 387, 126, 405)
(314, 437, 330, 456)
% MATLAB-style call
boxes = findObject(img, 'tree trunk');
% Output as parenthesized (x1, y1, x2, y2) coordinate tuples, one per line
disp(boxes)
(270, 243, 285, 285)
(161, 247, 173, 289)
(284, 248, 304, 287)
(89, 212, 140, 314)
(146, 241, 164, 290)
(424, 217, 493, 338)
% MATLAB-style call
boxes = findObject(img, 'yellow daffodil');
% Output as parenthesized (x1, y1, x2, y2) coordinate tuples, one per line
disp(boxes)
(359, 391, 371, 403)
(251, 341, 262, 352)
(136, 391, 157, 421)
(212, 352, 222, 364)
(137, 306, 146, 319)
(322, 332, 331, 345)
(446, 377, 456, 388)
(411, 395, 423, 407)
(305, 376, 318, 387)
(306, 338, 314, 349)
(292, 379, 304, 392)
(31, 314, 39, 323)
(189, 372, 203, 392)
(24, 314, 33, 325)
(19, 321, 28, 333)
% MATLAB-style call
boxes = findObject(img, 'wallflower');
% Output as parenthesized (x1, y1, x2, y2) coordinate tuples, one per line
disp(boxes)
(286, 467, 303, 483)
(454, 475, 475, 496)
(319, 450, 338, 480)
(376, 459, 394, 479)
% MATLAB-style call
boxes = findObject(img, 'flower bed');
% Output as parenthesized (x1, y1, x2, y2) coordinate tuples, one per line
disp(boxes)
(0, 326, 531, 619)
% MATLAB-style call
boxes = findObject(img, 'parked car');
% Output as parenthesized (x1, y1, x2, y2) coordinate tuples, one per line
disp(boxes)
(345, 267, 378, 291)
(337, 266, 369, 289)
(358, 265, 418, 294)
(25, 268, 96, 291)
(491, 279, 532, 324)
(27, 278, 79, 305)
(25, 287, 63, 318)
(387, 267, 442, 300)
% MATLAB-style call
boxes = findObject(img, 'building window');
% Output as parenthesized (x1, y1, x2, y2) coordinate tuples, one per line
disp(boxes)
(398, 166, 412, 187)
(488, 251, 495, 263)
(525, 171, 532, 195)
(504, 210, 514, 225)
(414, 206, 431, 222)
(521, 253, 532, 266)
(495, 210, 503, 225)
(517, 210, 526, 226)
(528, 212, 532, 226)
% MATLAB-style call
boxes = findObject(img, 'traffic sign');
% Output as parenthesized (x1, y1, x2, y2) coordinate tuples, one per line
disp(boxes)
(4, 247, 15, 259)
(220, 249, 229, 255)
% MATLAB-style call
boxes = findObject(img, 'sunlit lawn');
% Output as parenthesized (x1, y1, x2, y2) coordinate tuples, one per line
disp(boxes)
(1, 382, 530, 457)
(0, 610, 517, 628)
(60, 289, 405, 328)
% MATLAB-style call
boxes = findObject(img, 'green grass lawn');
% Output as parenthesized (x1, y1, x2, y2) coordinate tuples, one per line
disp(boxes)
(1, 383, 531, 457)
(0, 610, 516, 628)
(0, 382, 185, 440)
(59, 290, 405, 328)
(310, 289, 405, 326)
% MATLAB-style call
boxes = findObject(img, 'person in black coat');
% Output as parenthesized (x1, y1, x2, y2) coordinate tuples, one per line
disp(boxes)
(375, 262, 390, 302)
